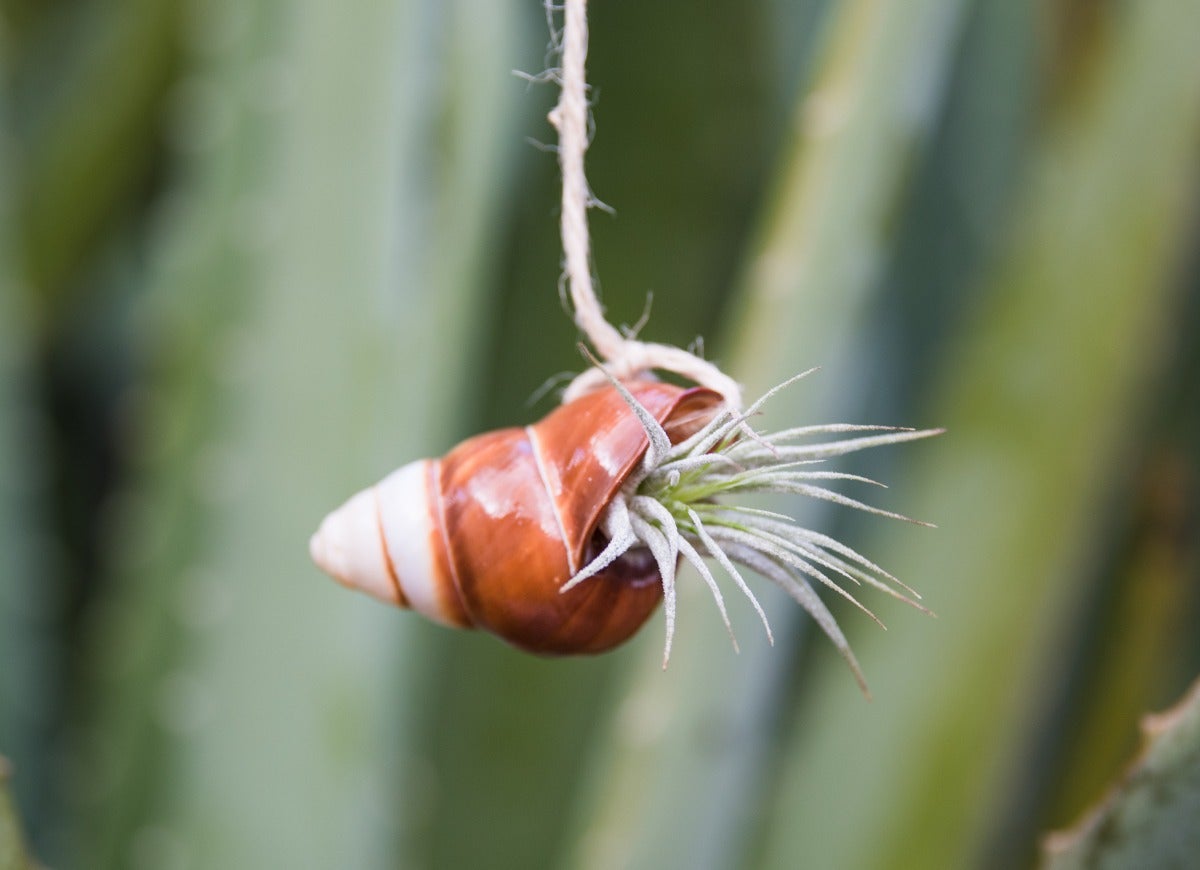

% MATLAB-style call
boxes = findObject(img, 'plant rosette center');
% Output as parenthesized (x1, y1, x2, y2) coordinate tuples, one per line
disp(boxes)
(565, 369, 941, 694)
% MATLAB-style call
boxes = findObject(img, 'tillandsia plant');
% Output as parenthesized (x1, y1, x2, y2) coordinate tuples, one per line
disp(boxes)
(310, 363, 940, 693)
(564, 368, 941, 691)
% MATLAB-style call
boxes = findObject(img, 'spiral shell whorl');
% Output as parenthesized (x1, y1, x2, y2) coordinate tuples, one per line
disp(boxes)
(311, 382, 723, 655)
(310, 459, 469, 627)
(377, 460, 471, 627)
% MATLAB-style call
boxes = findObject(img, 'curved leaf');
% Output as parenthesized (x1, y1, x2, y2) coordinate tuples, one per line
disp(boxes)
(1043, 677, 1200, 869)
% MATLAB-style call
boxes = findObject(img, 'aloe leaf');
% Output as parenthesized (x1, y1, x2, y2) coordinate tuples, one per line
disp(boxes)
(757, 2, 1200, 868)
(0, 303, 47, 863)
(16, 0, 182, 320)
(1, 760, 35, 870)
(0, 48, 54, 862)
(1042, 677, 1200, 869)
(70, 1, 512, 866)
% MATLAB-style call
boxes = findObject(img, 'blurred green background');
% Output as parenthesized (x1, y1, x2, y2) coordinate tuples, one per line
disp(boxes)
(2, 0, 1199, 867)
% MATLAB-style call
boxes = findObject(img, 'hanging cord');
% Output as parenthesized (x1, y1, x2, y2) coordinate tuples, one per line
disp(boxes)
(547, 0, 744, 410)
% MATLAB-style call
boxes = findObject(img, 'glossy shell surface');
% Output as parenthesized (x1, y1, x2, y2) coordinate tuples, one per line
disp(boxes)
(311, 381, 723, 655)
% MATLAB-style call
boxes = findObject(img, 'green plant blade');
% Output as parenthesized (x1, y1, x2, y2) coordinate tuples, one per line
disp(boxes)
(70, 1, 514, 866)
(0, 47, 54, 861)
(757, 2, 1200, 868)
(1042, 677, 1200, 869)
(1, 760, 35, 870)
(16, 0, 182, 324)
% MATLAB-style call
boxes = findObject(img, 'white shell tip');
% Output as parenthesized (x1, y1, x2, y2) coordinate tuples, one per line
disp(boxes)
(309, 486, 400, 606)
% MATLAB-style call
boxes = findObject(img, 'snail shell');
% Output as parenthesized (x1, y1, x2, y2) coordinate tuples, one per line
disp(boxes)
(309, 381, 722, 654)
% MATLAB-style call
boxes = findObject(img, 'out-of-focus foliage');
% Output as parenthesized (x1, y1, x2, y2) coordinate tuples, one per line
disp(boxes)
(1, 20, 53, 866)
(753, 4, 1200, 868)
(1043, 677, 1200, 869)
(1, 0, 1198, 868)
(1, 760, 33, 870)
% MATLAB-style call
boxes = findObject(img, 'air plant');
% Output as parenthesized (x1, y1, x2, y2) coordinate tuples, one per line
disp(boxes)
(564, 367, 941, 693)
(311, 362, 939, 694)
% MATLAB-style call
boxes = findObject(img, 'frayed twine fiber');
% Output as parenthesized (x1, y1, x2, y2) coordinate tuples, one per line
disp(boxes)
(546, 0, 743, 410)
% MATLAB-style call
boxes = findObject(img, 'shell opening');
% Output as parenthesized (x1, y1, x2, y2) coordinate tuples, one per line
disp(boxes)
(575, 531, 660, 591)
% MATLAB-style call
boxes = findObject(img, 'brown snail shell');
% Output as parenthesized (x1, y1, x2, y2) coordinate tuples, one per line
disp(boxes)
(309, 381, 723, 654)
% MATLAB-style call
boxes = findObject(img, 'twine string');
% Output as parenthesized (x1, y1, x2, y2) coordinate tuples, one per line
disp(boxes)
(547, 0, 743, 410)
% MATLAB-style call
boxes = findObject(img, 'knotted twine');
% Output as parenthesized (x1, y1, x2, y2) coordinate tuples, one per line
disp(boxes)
(547, 0, 744, 411)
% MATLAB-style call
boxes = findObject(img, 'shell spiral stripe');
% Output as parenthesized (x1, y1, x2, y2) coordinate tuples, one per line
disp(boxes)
(310, 382, 724, 655)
